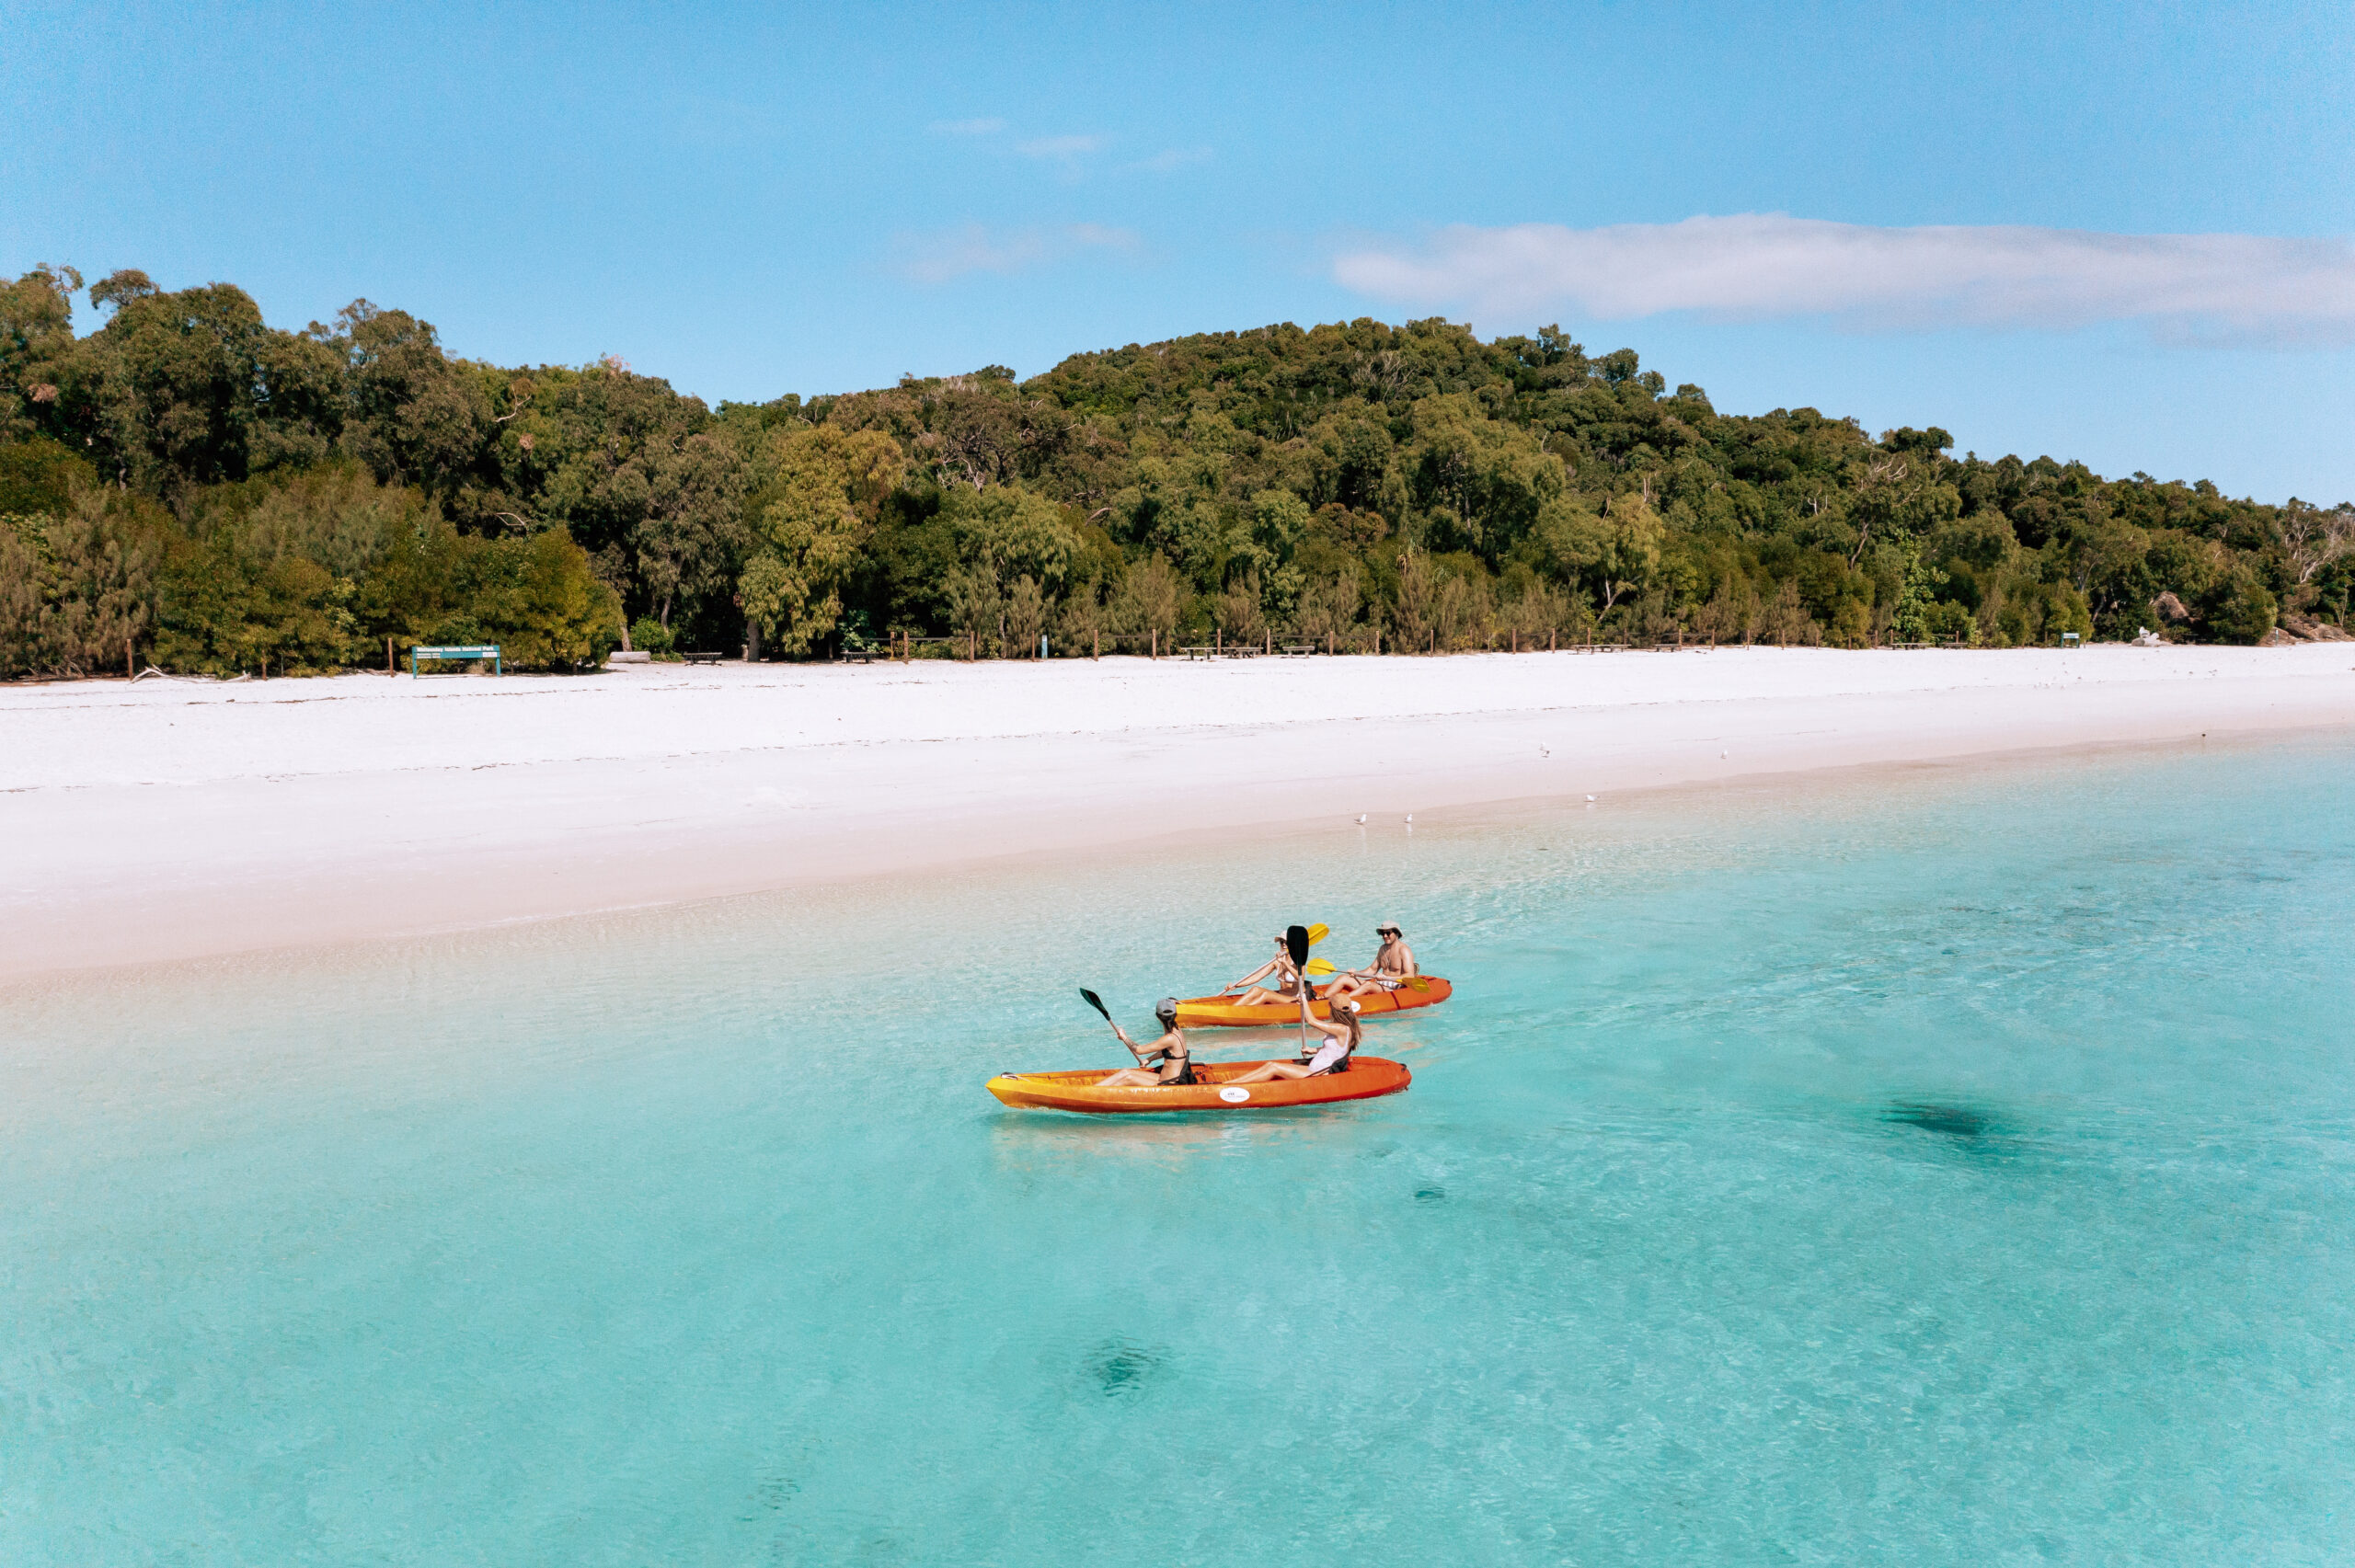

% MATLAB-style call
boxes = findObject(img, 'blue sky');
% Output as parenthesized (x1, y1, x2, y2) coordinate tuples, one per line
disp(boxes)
(5, 1, 2350, 501)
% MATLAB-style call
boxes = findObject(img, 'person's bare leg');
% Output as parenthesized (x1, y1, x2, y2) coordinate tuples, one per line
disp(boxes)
(1097, 1068, 1166, 1088)
(1227, 1059, 1315, 1085)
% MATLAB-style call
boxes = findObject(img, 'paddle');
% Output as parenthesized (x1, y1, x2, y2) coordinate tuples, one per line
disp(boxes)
(1306, 922, 1328, 946)
(1304, 959, 1336, 976)
(1079, 988, 1136, 1065)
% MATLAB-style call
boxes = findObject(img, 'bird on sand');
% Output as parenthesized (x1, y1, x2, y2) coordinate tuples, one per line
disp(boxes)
(1356, 814, 1366, 824)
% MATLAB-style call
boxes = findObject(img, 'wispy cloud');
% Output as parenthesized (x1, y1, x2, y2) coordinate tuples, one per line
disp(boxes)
(1016, 134, 1103, 160)
(931, 117, 1005, 136)
(1333, 215, 2355, 347)
(1125, 145, 1212, 174)
(896, 222, 1139, 285)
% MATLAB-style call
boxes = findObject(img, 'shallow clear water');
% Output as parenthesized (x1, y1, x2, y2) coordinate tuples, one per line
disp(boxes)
(6, 736, 2354, 1565)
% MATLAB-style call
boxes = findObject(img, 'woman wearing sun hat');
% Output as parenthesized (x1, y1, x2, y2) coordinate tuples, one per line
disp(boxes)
(1226, 990, 1364, 1085)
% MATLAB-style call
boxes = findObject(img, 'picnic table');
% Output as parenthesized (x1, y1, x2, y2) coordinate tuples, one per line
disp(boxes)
(1178, 645, 1215, 661)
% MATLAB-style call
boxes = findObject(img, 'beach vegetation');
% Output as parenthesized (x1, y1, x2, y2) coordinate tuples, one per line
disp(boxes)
(5, 269, 2350, 676)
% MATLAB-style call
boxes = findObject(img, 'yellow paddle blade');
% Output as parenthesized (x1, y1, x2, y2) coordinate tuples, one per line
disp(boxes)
(1406, 976, 1430, 990)
(1304, 959, 1336, 976)
(1306, 923, 1328, 945)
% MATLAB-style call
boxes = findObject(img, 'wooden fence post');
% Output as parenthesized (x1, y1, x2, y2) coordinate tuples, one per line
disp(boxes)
(1151, 629, 1157, 659)
(1264, 629, 1271, 656)
(1093, 628, 1099, 660)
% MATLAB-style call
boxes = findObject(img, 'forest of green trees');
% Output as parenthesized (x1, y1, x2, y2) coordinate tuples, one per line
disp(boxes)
(5, 262, 2350, 679)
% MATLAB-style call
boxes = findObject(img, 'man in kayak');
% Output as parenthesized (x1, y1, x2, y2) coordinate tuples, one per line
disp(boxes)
(1096, 998, 1198, 1089)
(1325, 921, 1417, 1003)
(1228, 993, 1362, 1084)
(1224, 933, 1309, 1009)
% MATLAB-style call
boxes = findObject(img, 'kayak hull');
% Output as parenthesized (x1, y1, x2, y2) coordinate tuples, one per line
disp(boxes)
(1173, 976, 1452, 1028)
(987, 1057, 1411, 1115)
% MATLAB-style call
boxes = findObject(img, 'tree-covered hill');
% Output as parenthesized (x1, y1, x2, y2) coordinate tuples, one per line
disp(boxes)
(4, 264, 2349, 678)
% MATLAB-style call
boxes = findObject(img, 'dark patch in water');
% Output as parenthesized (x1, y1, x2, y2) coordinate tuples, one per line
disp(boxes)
(1083, 1339, 1166, 1399)
(1885, 1102, 1991, 1139)
(1415, 1186, 1446, 1203)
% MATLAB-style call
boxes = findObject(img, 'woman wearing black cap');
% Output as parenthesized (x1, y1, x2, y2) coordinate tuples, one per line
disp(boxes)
(1097, 998, 1198, 1088)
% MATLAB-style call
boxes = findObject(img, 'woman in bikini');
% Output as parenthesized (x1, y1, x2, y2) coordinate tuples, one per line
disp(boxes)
(1225, 934, 1307, 1009)
(1096, 998, 1198, 1089)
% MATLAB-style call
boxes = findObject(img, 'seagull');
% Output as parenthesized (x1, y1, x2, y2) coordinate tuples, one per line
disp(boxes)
(1585, 794, 1597, 803)
(1355, 814, 1366, 824)
(1539, 745, 1550, 757)
(1405, 813, 1414, 824)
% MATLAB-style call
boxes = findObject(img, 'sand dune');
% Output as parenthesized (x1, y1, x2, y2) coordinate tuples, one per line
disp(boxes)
(4, 645, 2350, 981)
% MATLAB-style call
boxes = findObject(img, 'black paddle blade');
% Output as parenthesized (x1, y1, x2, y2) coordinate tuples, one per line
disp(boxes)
(1285, 924, 1310, 967)
(1079, 988, 1111, 1020)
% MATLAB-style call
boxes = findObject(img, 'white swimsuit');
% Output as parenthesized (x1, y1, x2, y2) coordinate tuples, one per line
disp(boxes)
(1306, 1036, 1351, 1074)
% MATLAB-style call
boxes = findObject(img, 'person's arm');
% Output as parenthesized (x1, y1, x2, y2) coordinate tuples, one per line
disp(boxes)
(1111, 1024, 1149, 1063)
(1398, 944, 1419, 977)
(1227, 956, 1279, 991)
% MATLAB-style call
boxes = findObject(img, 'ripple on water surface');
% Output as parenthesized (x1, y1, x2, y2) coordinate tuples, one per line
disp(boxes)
(5, 735, 2353, 1565)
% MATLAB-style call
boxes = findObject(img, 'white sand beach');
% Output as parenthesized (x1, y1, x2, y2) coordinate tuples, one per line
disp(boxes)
(4, 645, 2351, 982)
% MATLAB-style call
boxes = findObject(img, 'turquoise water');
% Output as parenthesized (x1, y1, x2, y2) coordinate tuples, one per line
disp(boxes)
(6, 737, 2354, 1564)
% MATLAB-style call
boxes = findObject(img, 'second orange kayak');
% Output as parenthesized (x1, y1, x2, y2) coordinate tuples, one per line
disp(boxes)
(1172, 976, 1452, 1028)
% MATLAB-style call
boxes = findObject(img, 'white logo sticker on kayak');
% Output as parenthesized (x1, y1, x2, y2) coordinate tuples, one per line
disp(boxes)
(1219, 1086, 1250, 1104)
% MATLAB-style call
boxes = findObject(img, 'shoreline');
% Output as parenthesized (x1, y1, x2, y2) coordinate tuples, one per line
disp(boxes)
(5, 646, 2351, 985)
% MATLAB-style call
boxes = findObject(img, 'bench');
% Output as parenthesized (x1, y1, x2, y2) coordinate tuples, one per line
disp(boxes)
(411, 644, 500, 677)
(1281, 643, 1316, 657)
(680, 651, 726, 665)
(1178, 645, 1214, 661)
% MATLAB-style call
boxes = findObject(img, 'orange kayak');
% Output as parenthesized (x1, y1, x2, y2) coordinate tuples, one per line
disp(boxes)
(1172, 977, 1453, 1028)
(987, 1057, 1411, 1114)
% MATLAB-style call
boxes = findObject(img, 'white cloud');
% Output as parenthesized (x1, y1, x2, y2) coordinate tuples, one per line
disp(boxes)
(1016, 134, 1103, 160)
(931, 118, 1005, 136)
(896, 223, 1139, 285)
(1333, 215, 2355, 347)
(1126, 145, 1212, 174)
